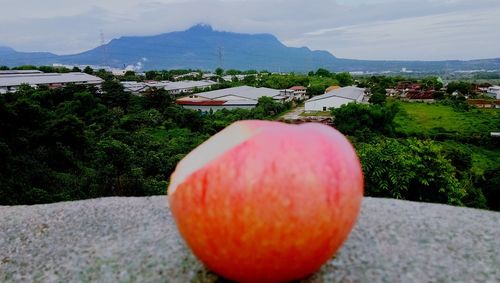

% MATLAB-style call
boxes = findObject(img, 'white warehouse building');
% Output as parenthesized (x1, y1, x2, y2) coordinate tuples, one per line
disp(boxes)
(305, 86, 366, 112)
(176, 86, 283, 112)
(0, 71, 103, 94)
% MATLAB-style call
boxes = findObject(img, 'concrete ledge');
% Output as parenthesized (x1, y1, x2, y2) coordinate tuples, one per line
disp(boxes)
(1, 197, 499, 282)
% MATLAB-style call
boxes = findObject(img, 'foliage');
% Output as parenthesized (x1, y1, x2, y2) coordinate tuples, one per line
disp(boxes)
(394, 102, 499, 143)
(0, 82, 291, 205)
(474, 168, 500, 211)
(446, 81, 475, 95)
(357, 138, 465, 205)
(368, 92, 387, 105)
(332, 102, 400, 138)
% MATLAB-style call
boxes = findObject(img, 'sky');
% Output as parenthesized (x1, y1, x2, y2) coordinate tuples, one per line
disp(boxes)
(1, 0, 499, 61)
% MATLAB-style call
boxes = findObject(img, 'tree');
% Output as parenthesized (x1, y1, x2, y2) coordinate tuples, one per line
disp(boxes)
(335, 72, 353, 87)
(72, 66, 82, 72)
(83, 66, 94, 74)
(446, 81, 474, 95)
(215, 68, 224, 76)
(475, 168, 500, 211)
(358, 138, 464, 205)
(99, 80, 130, 109)
(332, 102, 400, 138)
(369, 92, 387, 105)
(315, 68, 331, 77)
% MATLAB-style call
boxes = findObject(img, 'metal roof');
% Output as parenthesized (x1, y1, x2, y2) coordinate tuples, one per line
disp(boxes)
(306, 86, 366, 103)
(163, 80, 216, 91)
(0, 72, 103, 87)
(194, 86, 281, 101)
(0, 70, 43, 75)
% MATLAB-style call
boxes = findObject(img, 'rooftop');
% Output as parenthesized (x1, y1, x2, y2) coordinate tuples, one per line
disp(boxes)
(0, 72, 103, 87)
(290, 86, 307, 90)
(307, 86, 366, 102)
(0, 70, 43, 75)
(193, 86, 281, 101)
(163, 80, 216, 91)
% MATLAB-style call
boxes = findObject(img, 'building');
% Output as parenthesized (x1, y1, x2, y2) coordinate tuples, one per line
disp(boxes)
(176, 85, 283, 112)
(164, 80, 217, 95)
(305, 86, 366, 112)
(325, 85, 341, 94)
(486, 86, 500, 99)
(121, 81, 150, 93)
(0, 71, 103, 94)
(222, 75, 246, 82)
(0, 70, 43, 75)
(173, 72, 201, 80)
(467, 99, 500, 109)
(120, 80, 217, 95)
(289, 86, 307, 99)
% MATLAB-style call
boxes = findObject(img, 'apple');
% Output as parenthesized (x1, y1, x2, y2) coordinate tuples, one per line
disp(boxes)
(168, 120, 363, 283)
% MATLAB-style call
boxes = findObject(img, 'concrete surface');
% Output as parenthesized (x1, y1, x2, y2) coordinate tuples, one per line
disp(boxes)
(1, 196, 499, 282)
(280, 106, 305, 120)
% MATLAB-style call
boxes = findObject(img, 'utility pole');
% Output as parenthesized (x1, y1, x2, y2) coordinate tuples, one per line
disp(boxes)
(217, 45, 224, 69)
(100, 30, 108, 68)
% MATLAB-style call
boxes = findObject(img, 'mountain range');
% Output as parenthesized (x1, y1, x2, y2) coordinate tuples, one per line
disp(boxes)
(1, 24, 500, 73)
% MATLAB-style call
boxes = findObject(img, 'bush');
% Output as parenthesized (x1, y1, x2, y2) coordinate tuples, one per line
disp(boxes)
(332, 102, 400, 140)
(357, 138, 465, 206)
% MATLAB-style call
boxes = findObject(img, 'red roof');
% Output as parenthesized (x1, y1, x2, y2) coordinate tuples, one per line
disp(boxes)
(290, 86, 307, 90)
(406, 90, 434, 99)
(176, 100, 226, 106)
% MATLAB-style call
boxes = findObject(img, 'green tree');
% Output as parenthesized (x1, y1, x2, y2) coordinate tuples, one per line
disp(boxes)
(335, 72, 353, 87)
(358, 138, 464, 205)
(315, 68, 331, 77)
(83, 66, 94, 74)
(369, 92, 387, 105)
(215, 68, 224, 76)
(99, 80, 130, 109)
(332, 102, 400, 138)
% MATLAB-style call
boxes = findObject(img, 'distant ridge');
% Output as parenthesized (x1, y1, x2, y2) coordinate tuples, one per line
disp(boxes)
(1, 24, 500, 72)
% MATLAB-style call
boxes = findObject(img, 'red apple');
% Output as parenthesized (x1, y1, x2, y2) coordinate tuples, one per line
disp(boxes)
(168, 120, 363, 283)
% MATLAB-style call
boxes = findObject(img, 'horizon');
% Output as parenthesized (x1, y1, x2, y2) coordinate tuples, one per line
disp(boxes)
(1, 0, 499, 61)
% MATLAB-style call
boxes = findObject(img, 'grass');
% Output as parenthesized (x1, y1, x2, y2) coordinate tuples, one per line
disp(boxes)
(394, 102, 500, 173)
(395, 102, 500, 136)
(439, 140, 500, 175)
(300, 111, 332, 117)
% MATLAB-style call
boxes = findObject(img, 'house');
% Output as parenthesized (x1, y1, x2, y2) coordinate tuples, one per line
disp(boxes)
(305, 86, 366, 112)
(486, 86, 500, 100)
(289, 86, 307, 100)
(173, 72, 201, 80)
(176, 86, 283, 112)
(467, 99, 500, 109)
(222, 75, 246, 82)
(0, 71, 103, 94)
(403, 90, 435, 102)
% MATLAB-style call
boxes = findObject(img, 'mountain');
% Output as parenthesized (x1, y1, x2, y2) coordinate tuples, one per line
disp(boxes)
(1, 24, 500, 72)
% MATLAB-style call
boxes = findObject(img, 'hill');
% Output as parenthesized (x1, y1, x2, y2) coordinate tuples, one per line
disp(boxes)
(1, 196, 498, 282)
(1, 24, 500, 72)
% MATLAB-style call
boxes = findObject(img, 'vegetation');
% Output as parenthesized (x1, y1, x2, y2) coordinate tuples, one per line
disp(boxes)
(0, 82, 290, 205)
(331, 99, 499, 211)
(395, 102, 499, 143)
(1, 68, 498, 211)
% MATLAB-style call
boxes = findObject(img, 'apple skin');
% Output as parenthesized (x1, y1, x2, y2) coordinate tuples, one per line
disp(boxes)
(168, 120, 363, 283)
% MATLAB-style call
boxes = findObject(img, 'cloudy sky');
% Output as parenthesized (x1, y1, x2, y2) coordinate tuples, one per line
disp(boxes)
(1, 0, 499, 60)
